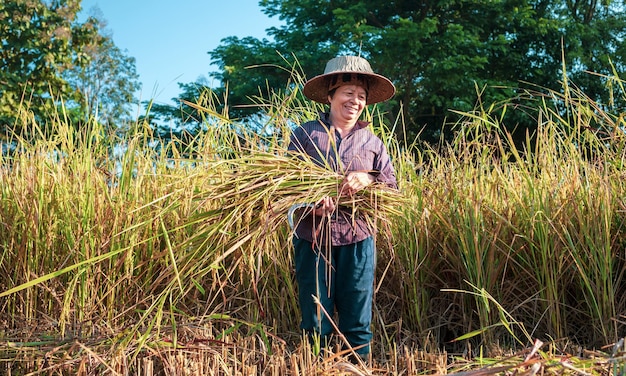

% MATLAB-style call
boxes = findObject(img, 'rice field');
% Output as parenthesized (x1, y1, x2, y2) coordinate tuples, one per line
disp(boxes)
(1, 72, 626, 374)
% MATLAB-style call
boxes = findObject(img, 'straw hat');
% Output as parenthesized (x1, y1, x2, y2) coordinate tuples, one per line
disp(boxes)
(303, 56, 395, 105)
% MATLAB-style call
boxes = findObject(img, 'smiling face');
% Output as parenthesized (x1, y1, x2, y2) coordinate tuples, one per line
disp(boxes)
(328, 84, 367, 126)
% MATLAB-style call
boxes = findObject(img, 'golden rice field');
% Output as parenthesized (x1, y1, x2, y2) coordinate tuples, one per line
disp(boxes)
(1, 72, 626, 374)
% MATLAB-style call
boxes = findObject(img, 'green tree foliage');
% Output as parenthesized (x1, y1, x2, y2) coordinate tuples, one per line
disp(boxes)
(174, 0, 626, 144)
(1, 0, 85, 134)
(0, 1, 140, 136)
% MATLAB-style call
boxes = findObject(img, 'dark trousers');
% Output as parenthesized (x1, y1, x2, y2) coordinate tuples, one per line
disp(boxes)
(293, 236, 375, 356)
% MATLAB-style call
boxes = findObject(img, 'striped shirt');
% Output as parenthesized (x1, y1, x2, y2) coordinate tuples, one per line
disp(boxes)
(288, 112, 398, 246)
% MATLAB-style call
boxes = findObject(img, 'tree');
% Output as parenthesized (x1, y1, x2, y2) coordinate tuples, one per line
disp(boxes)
(0, 1, 140, 136)
(1, 0, 88, 134)
(177, 0, 626, 144)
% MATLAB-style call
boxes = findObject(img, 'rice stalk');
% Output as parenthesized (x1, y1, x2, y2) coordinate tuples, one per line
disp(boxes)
(3, 56, 626, 374)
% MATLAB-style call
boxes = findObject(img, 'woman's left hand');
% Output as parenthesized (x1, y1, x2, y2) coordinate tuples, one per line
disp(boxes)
(313, 196, 336, 216)
(340, 171, 375, 196)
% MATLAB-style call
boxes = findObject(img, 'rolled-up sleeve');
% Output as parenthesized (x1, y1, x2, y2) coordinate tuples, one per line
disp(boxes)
(372, 141, 398, 189)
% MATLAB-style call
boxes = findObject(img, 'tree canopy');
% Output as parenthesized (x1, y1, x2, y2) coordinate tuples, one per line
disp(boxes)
(161, 0, 626, 144)
(0, 0, 140, 137)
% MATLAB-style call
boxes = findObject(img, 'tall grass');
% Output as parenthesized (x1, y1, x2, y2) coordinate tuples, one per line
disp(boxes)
(1, 63, 626, 374)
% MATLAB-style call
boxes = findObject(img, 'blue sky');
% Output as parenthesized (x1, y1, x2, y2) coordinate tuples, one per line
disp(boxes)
(79, 1, 283, 111)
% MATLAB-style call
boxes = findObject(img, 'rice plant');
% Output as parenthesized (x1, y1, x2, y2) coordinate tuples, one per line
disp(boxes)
(1, 62, 626, 374)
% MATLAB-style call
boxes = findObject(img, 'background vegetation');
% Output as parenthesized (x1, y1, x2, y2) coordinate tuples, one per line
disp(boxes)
(153, 0, 626, 145)
(3, 0, 625, 145)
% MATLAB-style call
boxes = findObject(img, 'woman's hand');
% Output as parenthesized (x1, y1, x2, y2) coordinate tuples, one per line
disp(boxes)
(340, 171, 375, 196)
(311, 172, 374, 216)
(312, 196, 336, 216)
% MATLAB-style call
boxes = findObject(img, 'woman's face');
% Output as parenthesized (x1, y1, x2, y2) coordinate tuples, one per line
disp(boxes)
(328, 84, 367, 124)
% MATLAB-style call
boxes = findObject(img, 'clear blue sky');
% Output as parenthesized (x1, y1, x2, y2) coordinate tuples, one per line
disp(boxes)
(79, 0, 283, 110)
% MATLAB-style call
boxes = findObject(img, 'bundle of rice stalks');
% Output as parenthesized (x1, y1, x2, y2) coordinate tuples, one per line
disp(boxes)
(183, 149, 407, 261)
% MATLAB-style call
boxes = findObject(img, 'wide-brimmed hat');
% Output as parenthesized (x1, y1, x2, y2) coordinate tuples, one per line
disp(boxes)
(303, 56, 395, 105)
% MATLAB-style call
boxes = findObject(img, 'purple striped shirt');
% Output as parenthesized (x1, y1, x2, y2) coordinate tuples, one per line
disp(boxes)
(288, 112, 398, 246)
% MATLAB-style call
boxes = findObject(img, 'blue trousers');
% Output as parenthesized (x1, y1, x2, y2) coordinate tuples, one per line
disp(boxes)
(293, 236, 375, 356)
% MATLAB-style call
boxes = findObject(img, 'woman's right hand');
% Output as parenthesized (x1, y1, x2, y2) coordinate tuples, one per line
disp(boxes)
(312, 196, 335, 217)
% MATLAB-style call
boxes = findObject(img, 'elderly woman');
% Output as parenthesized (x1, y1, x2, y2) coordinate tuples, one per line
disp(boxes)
(288, 56, 398, 362)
